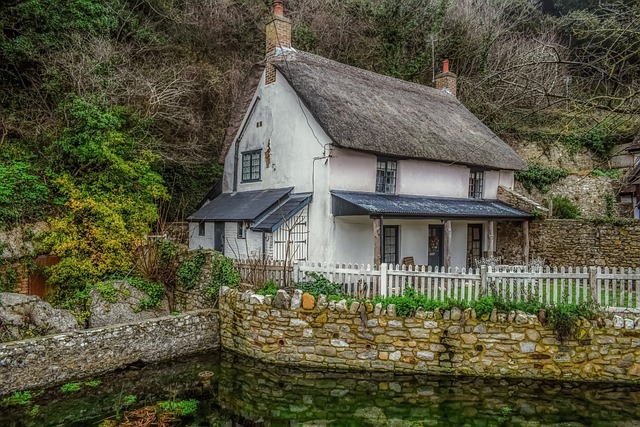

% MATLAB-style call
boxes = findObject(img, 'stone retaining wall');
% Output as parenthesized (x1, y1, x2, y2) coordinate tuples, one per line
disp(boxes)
(0, 310, 219, 395)
(220, 288, 640, 383)
(497, 219, 640, 266)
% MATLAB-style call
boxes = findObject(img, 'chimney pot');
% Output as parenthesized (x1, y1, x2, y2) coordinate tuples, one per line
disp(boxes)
(434, 59, 457, 97)
(273, 0, 284, 17)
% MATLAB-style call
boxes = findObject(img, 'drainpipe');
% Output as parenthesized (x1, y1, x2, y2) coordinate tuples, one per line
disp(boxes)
(380, 215, 384, 265)
(232, 97, 261, 192)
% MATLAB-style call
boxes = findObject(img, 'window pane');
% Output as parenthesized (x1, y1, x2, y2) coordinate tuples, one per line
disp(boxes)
(242, 151, 261, 182)
(469, 171, 484, 198)
(377, 160, 397, 194)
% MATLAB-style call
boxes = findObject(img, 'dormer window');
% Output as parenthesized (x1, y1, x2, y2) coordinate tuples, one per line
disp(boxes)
(376, 159, 397, 194)
(469, 170, 484, 199)
(242, 150, 261, 182)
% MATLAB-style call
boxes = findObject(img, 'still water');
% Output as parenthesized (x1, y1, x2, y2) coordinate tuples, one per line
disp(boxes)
(2, 351, 640, 426)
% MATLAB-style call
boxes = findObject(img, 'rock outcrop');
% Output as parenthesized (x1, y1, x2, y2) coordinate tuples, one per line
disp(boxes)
(88, 281, 169, 328)
(0, 292, 79, 341)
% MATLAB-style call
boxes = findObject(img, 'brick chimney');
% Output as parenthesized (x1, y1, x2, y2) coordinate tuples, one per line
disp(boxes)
(265, 0, 291, 56)
(434, 59, 457, 97)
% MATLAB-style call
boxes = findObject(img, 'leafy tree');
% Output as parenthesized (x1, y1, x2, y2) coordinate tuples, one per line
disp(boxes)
(40, 97, 168, 306)
(0, 160, 49, 227)
(1, 0, 118, 63)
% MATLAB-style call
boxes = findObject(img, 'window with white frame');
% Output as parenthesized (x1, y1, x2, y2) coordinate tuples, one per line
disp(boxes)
(468, 170, 484, 199)
(198, 222, 205, 236)
(376, 159, 397, 194)
(241, 150, 261, 182)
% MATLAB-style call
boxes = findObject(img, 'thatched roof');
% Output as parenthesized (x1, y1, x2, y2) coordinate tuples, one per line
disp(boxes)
(272, 51, 523, 170)
(222, 51, 524, 170)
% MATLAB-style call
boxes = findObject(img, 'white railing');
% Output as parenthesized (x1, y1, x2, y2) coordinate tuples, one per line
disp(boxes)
(235, 260, 640, 310)
(291, 262, 640, 311)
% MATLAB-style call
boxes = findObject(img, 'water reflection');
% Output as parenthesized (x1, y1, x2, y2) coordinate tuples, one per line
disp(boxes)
(2, 351, 640, 426)
(216, 352, 640, 426)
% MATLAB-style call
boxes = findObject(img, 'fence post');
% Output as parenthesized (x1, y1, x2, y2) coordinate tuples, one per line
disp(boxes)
(293, 260, 300, 284)
(380, 263, 388, 297)
(589, 266, 597, 304)
(480, 265, 487, 295)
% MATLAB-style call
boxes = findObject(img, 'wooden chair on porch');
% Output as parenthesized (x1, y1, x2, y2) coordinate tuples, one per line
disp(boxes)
(402, 256, 415, 268)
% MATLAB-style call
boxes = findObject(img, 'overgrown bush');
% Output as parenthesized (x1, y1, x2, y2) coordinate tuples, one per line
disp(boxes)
(295, 273, 344, 297)
(178, 249, 207, 290)
(206, 252, 240, 302)
(372, 288, 463, 317)
(127, 277, 165, 310)
(256, 279, 278, 296)
(547, 300, 597, 341)
(0, 160, 49, 227)
(472, 295, 495, 318)
(516, 164, 568, 193)
(550, 196, 581, 219)
(41, 97, 168, 310)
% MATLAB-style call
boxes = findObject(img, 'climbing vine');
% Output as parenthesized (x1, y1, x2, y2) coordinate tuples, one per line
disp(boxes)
(516, 164, 568, 193)
(178, 249, 207, 290)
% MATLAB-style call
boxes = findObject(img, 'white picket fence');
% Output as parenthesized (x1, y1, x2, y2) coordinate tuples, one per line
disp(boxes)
(234, 260, 640, 311)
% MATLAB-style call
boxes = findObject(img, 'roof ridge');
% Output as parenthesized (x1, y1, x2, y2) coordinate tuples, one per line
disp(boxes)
(274, 51, 458, 101)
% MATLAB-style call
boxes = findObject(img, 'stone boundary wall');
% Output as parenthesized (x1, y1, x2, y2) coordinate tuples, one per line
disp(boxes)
(497, 219, 640, 266)
(220, 288, 640, 384)
(0, 310, 219, 396)
(497, 186, 547, 215)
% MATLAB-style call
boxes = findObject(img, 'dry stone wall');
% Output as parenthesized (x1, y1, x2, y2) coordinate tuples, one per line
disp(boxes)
(220, 288, 640, 383)
(0, 310, 219, 395)
(497, 219, 640, 266)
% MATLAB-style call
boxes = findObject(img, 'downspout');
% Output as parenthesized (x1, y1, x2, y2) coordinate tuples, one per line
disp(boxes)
(232, 96, 261, 192)
(380, 215, 384, 265)
(261, 231, 266, 261)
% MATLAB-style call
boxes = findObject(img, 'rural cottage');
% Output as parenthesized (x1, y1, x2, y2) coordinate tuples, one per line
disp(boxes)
(189, 1, 537, 269)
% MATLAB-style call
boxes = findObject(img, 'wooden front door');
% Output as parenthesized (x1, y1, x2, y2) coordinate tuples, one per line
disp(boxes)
(28, 255, 60, 299)
(467, 224, 483, 267)
(428, 225, 444, 268)
(214, 222, 225, 253)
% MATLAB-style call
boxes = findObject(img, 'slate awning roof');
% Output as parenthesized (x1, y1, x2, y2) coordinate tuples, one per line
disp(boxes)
(252, 193, 312, 232)
(332, 191, 532, 219)
(188, 187, 293, 222)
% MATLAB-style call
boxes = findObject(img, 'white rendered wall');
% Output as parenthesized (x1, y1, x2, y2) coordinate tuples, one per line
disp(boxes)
(224, 222, 263, 259)
(222, 69, 329, 194)
(328, 148, 510, 199)
(188, 222, 215, 251)
(484, 171, 500, 199)
(332, 218, 373, 264)
(329, 149, 376, 192)
(451, 222, 469, 269)
(325, 218, 491, 269)
(397, 160, 469, 198)
(499, 171, 515, 190)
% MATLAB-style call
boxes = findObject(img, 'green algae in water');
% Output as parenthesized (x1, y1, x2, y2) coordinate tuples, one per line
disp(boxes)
(2, 351, 640, 426)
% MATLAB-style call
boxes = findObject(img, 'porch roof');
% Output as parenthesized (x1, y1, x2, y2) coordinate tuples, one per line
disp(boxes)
(252, 193, 312, 232)
(331, 190, 532, 219)
(188, 187, 293, 221)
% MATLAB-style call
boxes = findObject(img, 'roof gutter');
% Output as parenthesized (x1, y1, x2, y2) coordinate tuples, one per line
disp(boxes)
(367, 213, 533, 220)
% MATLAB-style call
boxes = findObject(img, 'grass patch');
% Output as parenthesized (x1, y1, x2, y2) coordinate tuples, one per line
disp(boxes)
(1, 391, 32, 406)
(61, 383, 81, 393)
